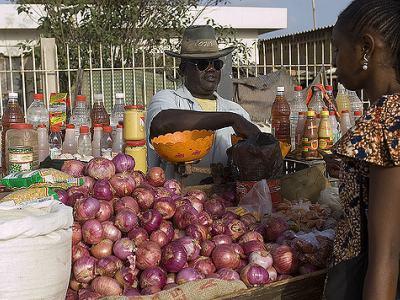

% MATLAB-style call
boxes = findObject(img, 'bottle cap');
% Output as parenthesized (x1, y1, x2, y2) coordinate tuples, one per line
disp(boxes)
(76, 95, 86, 102)
(125, 105, 145, 110)
(354, 111, 363, 116)
(10, 123, 33, 129)
(329, 111, 336, 116)
(307, 110, 316, 117)
(325, 85, 333, 91)
(294, 85, 303, 91)
(66, 124, 75, 129)
(298, 111, 306, 116)
(321, 110, 329, 117)
(38, 124, 47, 128)
(126, 140, 146, 147)
(51, 125, 61, 132)
(93, 124, 103, 128)
(115, 93, 125, 99)
(8, 92, 18, 98)
(80, 126, 89, 134)
(117, 124, 123, 128)
(277, 87, 285, 92)
(103, 126, 113, 133)
(34, 93, 44, 101)
(94, 94, 104, 101)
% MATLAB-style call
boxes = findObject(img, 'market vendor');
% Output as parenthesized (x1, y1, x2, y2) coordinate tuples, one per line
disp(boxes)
(146, 25, 260, 183)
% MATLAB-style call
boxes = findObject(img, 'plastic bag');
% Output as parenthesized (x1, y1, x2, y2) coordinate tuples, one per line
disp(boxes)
(238, 179, 272, 220)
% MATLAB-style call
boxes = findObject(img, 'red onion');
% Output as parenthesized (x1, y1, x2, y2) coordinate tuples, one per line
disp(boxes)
(240, 214, 257, 228)
(96, 255, 123, 277)
(114, 196, 139, 214)
(212, 244, 240, 270)
(220, 191, 236, 206)
(154, 197, 176, 219)
(123, 288, 140, 296)
(141, 286, 161, 295)
(69, 279, 87, 291)
(146, 167, 166, 187)
(66, 288, 78, 300)
(276, 230, 296, 245)
(271, 245, 298, 274)
(241, 240, 266, 256)
(163, 179, 182, 195)
(72, 222, 82, 245)
(175, 198, 191, 208)
(176, 267, 204, 284)
(186, 196, 204, 213)
(82, 176, 96, 192)
(93, 180, 114, 201)
(225, 219, 246, 241)
(239, 231, 264, 244)
(113, 238, 135, 260)
(166, 273, 176, 284)
(136, 241, 162, 270)
(61, 159, 86, 177)
(173, 205, 199, 229)
(74, 197, 100, 221)
(73, 255, 96, 283)
(176, 237, 201, 261)
(159, 221, 174, 242)
(110, 173, 136, 197)
(130, 170, 145, 187)
(189, 256, 216, 275)
(114, 209, 138, 232)
(115, 266, 138, 287)
(212, 234, 232, 246)
(299, 264, 318, 275)
(249, 251, 273, 269)
(164, 283, 178, 290)
(141, 209, 162, 233)
(82, 219, 103, 245)
(206, 273, 221, 279)
(139, 266, 167, 289)
(240, 263, 269, 287)
(78, 289, 101, 300)
(221, 211, 239, 225)
(231, 243, 246, 259)
(264, 216, 289, 242)
(267, 266, 278, 281)
(67, 186, 89, 207)
(56, 189, 68, 205)
(173, 229, 186, 241)
(86, 157, 116, 180)
(112, 153, 135, 173)
(162, 242, 187, 272)
(210, 219, 225, 236)
(128, 227, 149, 246)
(101, 221, 122, 242)
(154, 187, 172, 200)
(96, 200, 113, 222)
(204, 197, 225, 219)
(186, 224, 208, 241)
(91, 239, 113, 259)
(91, 276, 122, 296)
(72, 243, 89, 262)
(150, 230, 169, 247)
(236, 259, 248, 272)
(200, 240, 215, 257)
(132, 187, 155, 210)
(185, 189, 207, 202)
(197, 211, 213, 227)
(216, 268, 240, 281)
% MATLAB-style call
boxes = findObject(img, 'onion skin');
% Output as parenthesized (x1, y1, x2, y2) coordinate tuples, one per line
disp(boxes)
(109, 173, 136, 197)
(67, 186, 89, 207)
(239, 231, 264, 245)
(132, 187, 155, 211)
(212, 244, 241, 270)
(154, 197, 176, 220)
(78, 289, 101, 300)
(112, 153, 135, 173)
(271, 245, 298, 275)
(200, 240, 215, 257)
(225, 219, 246, 241)
(74, 197, 100, 221)
(186, 196, 204, 213)
(82, 176, 96, 192)
(146, 167, 166, 187)
(241, 240, 266, 256)
(185, 189, 207, 202)
(197, 211, 213, 227)
(114, 209, 138, 232)
(164, 283, 178, 290)
(91, 276, 122, 296)
(150, 230, 169, 247)
(141, 209, 163, 233)
(114, 196, 140, 214)
(72, 222, 82, 245)
(141, 286, 161, 295)
(231, 243, 246, 259)
(101, 221, 122, 242)
(240, 214, 257, 228)
(113, 238, 135, 260)
(115, 266, 138, 288)
(66, 288, 78, 300)
(166, 273, 176, 284)
(164, 179, 182, 195)
(73, 256, 96, 283)
(95, 255, 123, 277)
(96, 200, 113, 222)
(82, 219, 103, 245)
(221, 211, 239, 225)
(173, 205, 199, 229)
(93, 180, 114, 201)
(128, 227, 149, 246)
(159, 220, 174, 242)
(249, 251, 273, 269)
(130, 170, 145, 187)
(154, 187, 172, 200)
(240, 263, 269, 287)
(86, 157, 116, 180)
(176, 267, 204, 284)
(91, 239, 113, 259)
(210, 219, 225, 236)
(162, 242, 187, 273)
(216, 268, 240, 281)
(189, 256, 216, 275)
(123, 288, 141, 296)
(176, 237, 201, 262)
(186, 224, 209, 242)
(204, 197, 226, 220)
(61, 160, 86, 177)
(212, 234, 232, 246)
(72, 243, 90, 262)
(139, 266, 167, 289)
(136, 241, 162, 270)
(56, 189, 68, 205)
(267, 266, 278, 282)
(264, 216, 289, 242)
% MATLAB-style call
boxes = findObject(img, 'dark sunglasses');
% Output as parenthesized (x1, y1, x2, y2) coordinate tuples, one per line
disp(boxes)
(186, 59, 224, 71)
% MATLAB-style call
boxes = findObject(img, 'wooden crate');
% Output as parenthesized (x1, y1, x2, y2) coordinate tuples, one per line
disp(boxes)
(218, 270, 327, 300)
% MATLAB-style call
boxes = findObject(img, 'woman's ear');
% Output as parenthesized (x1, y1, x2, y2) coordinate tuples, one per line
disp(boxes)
(360, 33, 375, 61)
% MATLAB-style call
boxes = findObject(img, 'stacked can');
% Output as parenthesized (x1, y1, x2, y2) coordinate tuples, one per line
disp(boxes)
(123, 105, 147, 173)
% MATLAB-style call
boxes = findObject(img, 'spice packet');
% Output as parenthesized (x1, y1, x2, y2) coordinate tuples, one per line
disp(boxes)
(0, 187, 59, 206)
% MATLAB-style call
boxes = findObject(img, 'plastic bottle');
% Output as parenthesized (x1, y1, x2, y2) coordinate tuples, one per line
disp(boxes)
(49, 125, 63, 159)
(295, 111, 307, 150)
(354, 111, 363, 123)
(37, 124, 49, 163)
(271, 86, 291, 144)
(290, 85, 307, 149)
(92, 124, 103, 158)
(101, 126, 113, 159)
(308, 86, 325, 126)
(302, 110, 319, 160)
(63, 124, 77, 155)
(112, 124, 124, 156)
(325, 85, 336, 112)
(26, 93, 49, 129)
(78, 126, 92, 157)
(348, 90, 364, 125)
(110, 93, 125, 135)
(340, 110, 352, 135)
(71, 95, 91, 142)
(318, 109, 333, 153)
(91, 94, 110, 128)
(329, 111, 341, 144)
(336, 83, 352, 115)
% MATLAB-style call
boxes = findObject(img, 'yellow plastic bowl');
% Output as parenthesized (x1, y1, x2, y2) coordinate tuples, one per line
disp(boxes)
(151, 130, 215, 163)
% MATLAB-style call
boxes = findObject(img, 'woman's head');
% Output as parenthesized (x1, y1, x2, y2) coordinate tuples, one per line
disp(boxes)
(333, 0, 400, 90)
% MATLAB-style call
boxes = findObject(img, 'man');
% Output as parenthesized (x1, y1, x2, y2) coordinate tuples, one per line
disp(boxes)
(146, 25, 260, 183)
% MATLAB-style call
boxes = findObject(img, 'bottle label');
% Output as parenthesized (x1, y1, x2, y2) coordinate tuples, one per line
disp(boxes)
(318, 138, 333, 150)
(302, 137, 318, 152)
(8, 147, 33, 174)
(50, 148, 62, 160)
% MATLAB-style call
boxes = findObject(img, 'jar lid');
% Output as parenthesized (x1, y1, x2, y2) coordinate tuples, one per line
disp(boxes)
(354, 111, 363, 116)
(51, 125, 61, 132)
(34, 93, 44, 101)
(38, 124, 47, 128)
(10, 123, 33, 129)
(76, 95, 86, 101)
(66, 124, 75, 129)
(80, 125, 89, 133)
(103, 126, 113, 133)
(126, 140, 146, 147)
(125, 105, 145, 110)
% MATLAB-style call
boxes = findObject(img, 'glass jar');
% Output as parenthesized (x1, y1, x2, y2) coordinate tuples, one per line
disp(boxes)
(125, 140, 147, 173)
(5, 123, 39, 174)
(123, 105, 145, 140)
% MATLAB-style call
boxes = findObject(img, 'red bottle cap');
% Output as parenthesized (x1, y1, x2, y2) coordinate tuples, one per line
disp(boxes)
(125, 105, 145, 110)
(80, 126, 89, 134)
(294, 85, 303, 91)
(126, 140, 146, 147)
(354, 111, 363, 116)
(325, 85, 333, 91)
(103, 126, 113, 133)
(66, 124, 75, 129)
(76, 95, 86, 102)
(51, 125, 61, 132)
(117, 124, 123, 128)
(34, 93, 44, 101)
(38, 124, 47, 128)
(93, 124, 103, 128)
(329, 111, 336, 116)
(10, 123, 33, 129)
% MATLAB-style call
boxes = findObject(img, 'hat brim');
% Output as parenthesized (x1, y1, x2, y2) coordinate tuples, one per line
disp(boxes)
(165, 46, 235, 59)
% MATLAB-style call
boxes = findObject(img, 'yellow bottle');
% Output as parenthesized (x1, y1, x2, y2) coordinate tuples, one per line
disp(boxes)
(336, 83, 351, 115)
(318, 110, 333, 154)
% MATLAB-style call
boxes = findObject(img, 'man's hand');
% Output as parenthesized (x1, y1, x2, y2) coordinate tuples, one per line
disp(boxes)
(231, 114, 261, 139)
(318, 149, 341, 178)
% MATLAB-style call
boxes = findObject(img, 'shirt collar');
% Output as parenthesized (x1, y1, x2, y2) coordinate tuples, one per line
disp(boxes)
(173, 85, 222, 103)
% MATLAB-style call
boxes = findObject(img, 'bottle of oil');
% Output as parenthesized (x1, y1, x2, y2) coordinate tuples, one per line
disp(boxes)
(302, 110, 319, 160)
(271, 86, 291, 144)
(91, 94, 110, 128)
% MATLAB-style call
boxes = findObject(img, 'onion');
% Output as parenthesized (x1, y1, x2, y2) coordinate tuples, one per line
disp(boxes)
(210, 219, 225, 236)
(206, 273, 221, 279)
(114, 209, 138, 232)
(267, 266, 278, 282)
(162, 242, 187, 272)
(231, 243, 246, 259)
(115, 197, 140, 215)
(186, 224, 208, 241)
(216, 268, 240, 281)
(173, 229, 186, 241)
(146, 167, 166, 187)
(73, 255, 96, 283)
(109, 173, 136, 197)
(299, 264, 318, 275)
(189, 256, 216, 275)
(102, 221, 122, 242)
(249, 251, 273, 269)
(112, 153, 135, 173)
(93, 180, 114, 201)
(130, 170, 145, 187)
(164, 179, 182, 195)
(185, 189, 207, 202)
(136, 241, 162, 270)
(154, 197, 176, 219)
(271, 244, 298, 274)
(150, 230, 169, 247)
(66, 288, 78, 300)
(204, 197, 225, 219)
(173, 205, 199, 229)
(239, 231, 264, 245)
(139, 266, 167, 289)
(212, 234, 232, 246)
(141, 286, 161, 295)
(82, 219, 103, 245)
(72, 243, 89, 262)
(225, 219, 246, 241)
(115, 266, 138, 287)
(175, 198, 191, 208)
(72, 222, 82, 245)
(74, 197, 100, 221)
(240, 263, 269, 287)
(164, 283, 178, 290)
(82, 176, 96, 192)
(276, 230, 296, 245)
(200, 240, 215, 257)
(176, 237, 201, 262)
(78, 289, 101, 300)
(91, 276, 122, 296)
(128, 227, 149, 246)
(56, 189, 68, 205)
(91, 239, 113, 259)
(123, 288, 140, 296)
(212, 244, 240, 270)
(197, 211, 213, 227)
(132, 187, 155, 210)
(241, 240, 266, 256)
(67, 186, 89, 207)
(141, 209, 162, 233)
(96, 200, 113, 222)
(186, 196, 203, 213)
(96, 255, 123, 277)
(221, 211, 238, 225)
(154, 187, 172, 200)
(86, 157, 116, 180)
(61, 159, 86, 177)
(176, 267, 204, 284)
(236, 259, 248, 272)
(220, 191, 236, 206)
(264, 216, 289, 242)
(159, 221, 174, 242)
(240, 214, 257, 228)
(113, 238, 135, 260)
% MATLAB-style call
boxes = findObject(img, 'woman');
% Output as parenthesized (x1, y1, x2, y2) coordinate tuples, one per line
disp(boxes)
(324, 1, 400, 299)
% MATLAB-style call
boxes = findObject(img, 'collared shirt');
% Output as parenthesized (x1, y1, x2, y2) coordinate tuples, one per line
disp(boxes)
(146, 85, 250, 184)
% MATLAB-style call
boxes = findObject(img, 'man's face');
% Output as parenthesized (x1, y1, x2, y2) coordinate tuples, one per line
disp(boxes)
(183, 58, 223, 98)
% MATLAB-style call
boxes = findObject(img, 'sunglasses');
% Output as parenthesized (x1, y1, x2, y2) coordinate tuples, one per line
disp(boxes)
(186, 59, 224, 71)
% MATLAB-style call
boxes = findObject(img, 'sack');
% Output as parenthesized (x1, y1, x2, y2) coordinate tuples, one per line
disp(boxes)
(0, 200, 72, 299)
(0, 187, 59, 205)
